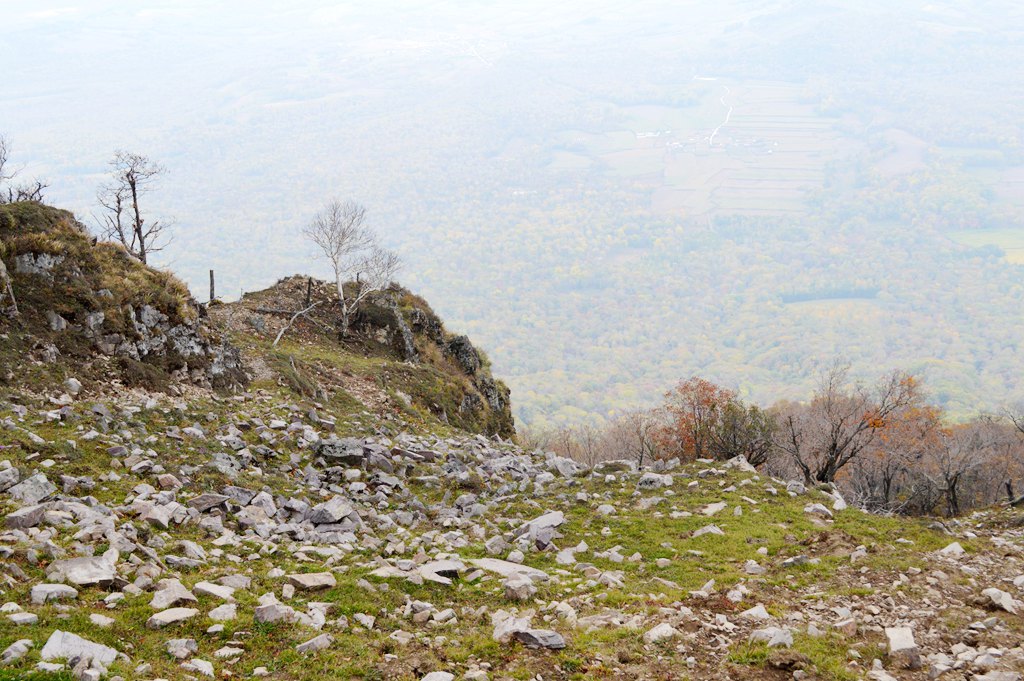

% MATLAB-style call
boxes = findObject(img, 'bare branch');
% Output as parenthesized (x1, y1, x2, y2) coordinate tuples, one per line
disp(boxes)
(272, 301, 323, 347)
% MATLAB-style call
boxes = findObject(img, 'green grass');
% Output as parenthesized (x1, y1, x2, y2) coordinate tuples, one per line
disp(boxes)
(0, 385, 1006, 680)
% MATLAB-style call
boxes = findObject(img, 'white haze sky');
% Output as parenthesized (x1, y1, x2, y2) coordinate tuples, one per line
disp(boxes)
(5, 0, 1024, 425)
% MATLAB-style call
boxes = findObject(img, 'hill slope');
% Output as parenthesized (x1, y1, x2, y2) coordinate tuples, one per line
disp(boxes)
(0, 201, 245, 394)
(0, 202, 1023, 680)
(0, 201, 513, 440)
(0, 388, 1023, 680)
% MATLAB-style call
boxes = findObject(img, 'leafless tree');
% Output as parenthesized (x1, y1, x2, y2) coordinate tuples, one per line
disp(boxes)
(516, 425, 552, 453)
(303, 199, 401, 337)
(96, 151, 170, 264)
(923, 423, 994, 516)
(8, 179, 48, 203)
(608, 409, 661, 468)
(0, 135, 48, 204)
(0, 136, 11, 190)
(773, 363, 918, 485)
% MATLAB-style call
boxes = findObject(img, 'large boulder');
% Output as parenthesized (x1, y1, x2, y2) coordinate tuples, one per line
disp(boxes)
(40, 630, 118, 666)
(47, 553, 118, 587)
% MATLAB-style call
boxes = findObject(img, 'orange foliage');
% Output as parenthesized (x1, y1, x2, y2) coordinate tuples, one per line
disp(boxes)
(657, 376, 736, 461)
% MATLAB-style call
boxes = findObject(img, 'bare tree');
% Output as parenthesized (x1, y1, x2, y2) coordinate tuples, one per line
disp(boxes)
(303, 199, 401, 337)
(0, 136, 48, 204)
(0, 136, 11, 190)
(773, 363, 918, 485)
(609, 409, 660, 469)
(96, 151, 169, 264)
(8, 179, 48, 203)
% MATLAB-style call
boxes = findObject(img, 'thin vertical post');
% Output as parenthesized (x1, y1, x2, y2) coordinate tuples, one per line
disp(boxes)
(209, 270, 215, 302)
(305, 277, 313, 307)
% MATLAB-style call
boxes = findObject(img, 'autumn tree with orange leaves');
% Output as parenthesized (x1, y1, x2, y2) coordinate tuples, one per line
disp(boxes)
(846, 400, 942, 513)
(657, 377, 736, 461)
(772, 363, 918, 485)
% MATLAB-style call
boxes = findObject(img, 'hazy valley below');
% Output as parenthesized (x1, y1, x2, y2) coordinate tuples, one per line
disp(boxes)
(5, 0, 1024, 427)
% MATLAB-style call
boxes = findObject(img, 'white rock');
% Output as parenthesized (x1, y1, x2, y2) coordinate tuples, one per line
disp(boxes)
(194, 581, 236, 601)
(938, 542, 965, 557)
(643, 622, 679, 644)
(182, 658, 214, 677)
(208, 604, 237, 621)
(150, 579, 198, 609)
(90, 614, 115, 628)
(31, 584, 78, 605)
(287, 573, 337, 591)
(296, 633, 333, 653)
(1, 639, 32, 664)
(693, 524, 724, 538)
(740, 604, 771, 621)
(749, 627, 792, 647)
(885, 626, 920, 669)
(147, 607, 200, 629)
(40, 630, 118, 666)
(982, 587, 1021, 615)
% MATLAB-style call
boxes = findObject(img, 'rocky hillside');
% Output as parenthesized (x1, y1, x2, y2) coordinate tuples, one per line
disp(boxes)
(0, 202, 1023, 681)
(0, 201, 245, 394)
(0, 382, 1023, 680)
(210, 275, 514, 439)
(0, 201, 513, 441)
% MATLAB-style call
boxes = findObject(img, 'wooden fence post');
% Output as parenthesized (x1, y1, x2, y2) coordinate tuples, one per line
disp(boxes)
(209, 270, 215, 303)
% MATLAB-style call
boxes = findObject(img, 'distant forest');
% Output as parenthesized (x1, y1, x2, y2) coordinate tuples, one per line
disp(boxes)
(4, 1, 1024, 427)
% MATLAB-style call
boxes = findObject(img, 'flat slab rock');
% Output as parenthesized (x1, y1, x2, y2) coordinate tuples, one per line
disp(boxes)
(287, 572, 337, 590)
(7, 474, 56, 505)
(515, 511, 564, 538)
(512, 629, 566, 650)
(147, 607, 200, 629)
(307, 497, 354, 525)
(31, 584, 78, 605)
(47, 556, 116, 586)
(40, 630, 118, 666)
(296, 633, 333, 653)
(371, 559, 467, 586)
(5, 504, 47, 529)
(187, 493, 230, 512)
(469, 558, 550, 581)
(151, 579, 198, 609)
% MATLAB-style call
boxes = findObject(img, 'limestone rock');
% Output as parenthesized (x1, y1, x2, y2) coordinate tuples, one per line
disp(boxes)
(287, 572, 337, 591)
(513, 629, 566, 650)
(147, 607, 200, 629)
(31, 584, 78, 605)
(884, 626, 920, 669)
(40, 630, 118, 666)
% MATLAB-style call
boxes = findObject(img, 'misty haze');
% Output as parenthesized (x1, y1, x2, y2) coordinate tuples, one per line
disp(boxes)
(3, 1, 1020, 428)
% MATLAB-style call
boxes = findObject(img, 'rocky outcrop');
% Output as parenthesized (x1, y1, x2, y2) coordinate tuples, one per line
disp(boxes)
(1, 202, 248, 392)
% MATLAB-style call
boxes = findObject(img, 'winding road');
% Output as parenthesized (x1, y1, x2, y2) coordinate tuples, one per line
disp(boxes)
(708, 85, 733, 146)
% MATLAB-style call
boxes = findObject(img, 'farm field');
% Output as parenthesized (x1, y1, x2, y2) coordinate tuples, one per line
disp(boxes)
(949, 228, 1024, 264)
(551, 80, 855, 217)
